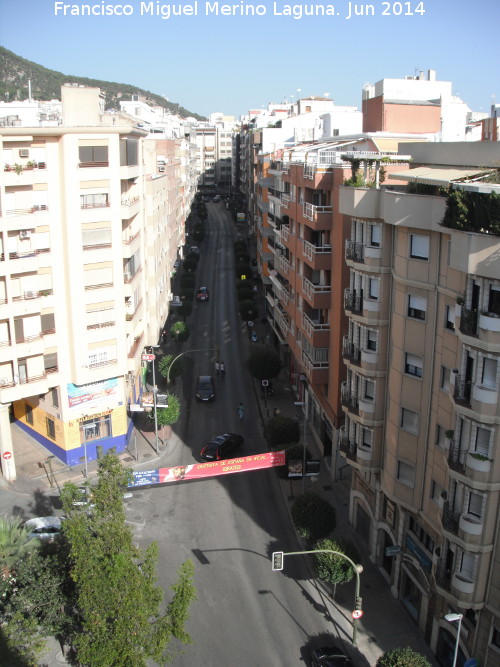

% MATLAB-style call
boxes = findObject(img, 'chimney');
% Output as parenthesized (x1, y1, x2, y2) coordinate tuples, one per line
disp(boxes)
(428, 69, 437, 81)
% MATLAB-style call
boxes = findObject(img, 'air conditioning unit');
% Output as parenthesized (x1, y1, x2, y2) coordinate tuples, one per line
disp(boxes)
(158, 166, 165, 172)
(19, 148, 29, 158)
(124, 271, 131, 281)
(24, 290, 38, 299)
(19, 230, 31, 239)
(33, 204, 47, 211)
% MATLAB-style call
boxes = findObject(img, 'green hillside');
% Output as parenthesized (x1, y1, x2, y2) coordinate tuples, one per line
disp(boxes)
(0, 46, 205, 120)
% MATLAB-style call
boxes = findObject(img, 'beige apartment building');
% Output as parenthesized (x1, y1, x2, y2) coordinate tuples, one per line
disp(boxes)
(339, 142, 500, 665)
(0, 86, 193, 479)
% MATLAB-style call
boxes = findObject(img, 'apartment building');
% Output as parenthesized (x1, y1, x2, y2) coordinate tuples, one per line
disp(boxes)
(0, 85, 193, 480)
(339, 141, 500, 665)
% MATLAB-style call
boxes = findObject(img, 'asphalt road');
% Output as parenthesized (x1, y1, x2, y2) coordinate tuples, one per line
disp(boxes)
(126, 204, 345, 666)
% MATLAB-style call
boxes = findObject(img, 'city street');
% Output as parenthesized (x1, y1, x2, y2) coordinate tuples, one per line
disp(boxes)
(127, 203, 357, 665)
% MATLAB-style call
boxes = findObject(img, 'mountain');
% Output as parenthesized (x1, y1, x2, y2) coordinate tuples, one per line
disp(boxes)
(0, 46, 205, 120)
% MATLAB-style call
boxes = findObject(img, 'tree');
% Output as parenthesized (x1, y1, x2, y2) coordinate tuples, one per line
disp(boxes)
(0, 515, 39, 575)
(247, 345, 281, 380)
(376, 646, 432, 667)
(159, 354, 184, 384)
(313, 537, 361, 585)
(264, 414, 300, 449)
(155, 394, 181, 427)
(291, 492, 336, 541)
(61, 451, 197, 666)
(170, 321, 190, 344)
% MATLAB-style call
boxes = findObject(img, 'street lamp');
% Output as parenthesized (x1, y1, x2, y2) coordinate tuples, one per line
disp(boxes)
(272, 548, 363, 645)
(294, 400, 307, 492)
(444, 612, 462, 667)
(149, 345, 161, 454)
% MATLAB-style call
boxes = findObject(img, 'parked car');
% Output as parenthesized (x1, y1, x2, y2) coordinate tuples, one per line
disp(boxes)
(24, 516, 63, 541)
(196, 286, 209, 302)
(213, 194, 221, 202)
(200, 433, 244, 461)
(196, 375, 215, 402)
(190, 245, 200, 255)
(311, 646, 353, 666)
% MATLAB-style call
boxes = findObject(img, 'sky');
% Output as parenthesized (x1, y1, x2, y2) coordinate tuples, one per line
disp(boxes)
(0, 0, 499, 119)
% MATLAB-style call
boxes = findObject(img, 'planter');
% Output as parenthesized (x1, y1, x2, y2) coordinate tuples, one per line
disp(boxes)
(459, 515, 483, 536)
(452, 573, 475, 594)
(467, 452, 491, 472)
(357, 446, 372, 461)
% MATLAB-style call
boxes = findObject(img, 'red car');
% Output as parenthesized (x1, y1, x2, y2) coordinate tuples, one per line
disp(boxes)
(197, 286, 209, 302)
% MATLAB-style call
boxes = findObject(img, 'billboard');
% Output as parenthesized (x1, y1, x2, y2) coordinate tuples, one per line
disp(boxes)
(129, 450, 286, 488)
(67, 378, 118, 411)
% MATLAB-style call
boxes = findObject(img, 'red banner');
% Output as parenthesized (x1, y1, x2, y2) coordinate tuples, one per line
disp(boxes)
(130, 450, 286, 487)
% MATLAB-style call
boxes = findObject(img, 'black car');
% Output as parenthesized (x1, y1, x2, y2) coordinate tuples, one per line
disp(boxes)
(196, 375, 215, 402)
(311, 646, 352, 667)
(200, 433, 244, 461)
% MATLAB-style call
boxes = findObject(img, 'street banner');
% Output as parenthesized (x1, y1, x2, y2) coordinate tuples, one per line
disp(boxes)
(129, 450, 286, 488)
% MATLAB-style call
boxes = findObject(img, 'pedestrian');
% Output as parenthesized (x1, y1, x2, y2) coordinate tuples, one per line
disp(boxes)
(161, 329, 167, 344)
(273, 407, 280, 416)
(237, 402, 244, 420)
(215, 360, 220, 376)
(220, 361, 225, 378)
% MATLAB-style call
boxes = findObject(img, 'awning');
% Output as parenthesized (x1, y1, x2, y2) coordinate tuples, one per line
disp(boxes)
(388, 166, 493, 186)
(372, 137, 422, 153)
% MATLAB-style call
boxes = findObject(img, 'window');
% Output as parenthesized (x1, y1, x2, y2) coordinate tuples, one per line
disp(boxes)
(366, 329, 377, 352)
(370, 224, 381, 247)
(368, 278, 380, 299)
(361, 428, 372, 449)
(80, 415, 112, 443)
(491, 626, 500, 650)
(408, 516, 435, 552)
(51, 388, 59, 408)
(474, 426, 490, 456)
(401, 408, 419, 434)
(405, 353, 423, 378)
(46, 417, 55, 440)
(481, 357, 497, 389)
(440, 365, 449, 389)
(467, 491, 483, 518)
(410, 234, 430, 260)
(79, 145, 108, 164)
(436, 425, 446, 448)
(80, 193, 109, 208)
(408, 294, 427, 320)
(25, 403, 34, 425)
(488, 286, 500, 316)
(430, 479, 443, 504)
(397, 461, 415, 486)
(445, 305, 455, 331)
(364, 379, 375, 400)
(459, 551, 475, 580)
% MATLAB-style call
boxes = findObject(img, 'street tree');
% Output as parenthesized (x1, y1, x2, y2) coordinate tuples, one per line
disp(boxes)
(170, 321, 190, 344)
(61, 451, 196, 666)
(247, 345, 281, 380)
(264, 414, 300, 448)
(291, 492, 336, 542)
(155, 394, 181, 427)
(313, 537, 361, 585)
(376, 646, 432, 666)
(0, 515, 39, 575)
(159, 354, 184, 384)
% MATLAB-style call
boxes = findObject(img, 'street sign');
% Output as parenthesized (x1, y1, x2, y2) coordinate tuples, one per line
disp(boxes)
(129, 404, 145, 412)
(261, 379, 269, 387)
(352, 609, 363, 619)
(384, 545, 401, 557)
(272, 551, 284, 571)
(2, 451, 12, 460)
(141, 354, 155, 362)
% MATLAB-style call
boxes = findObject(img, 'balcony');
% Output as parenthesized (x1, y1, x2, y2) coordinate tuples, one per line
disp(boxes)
(121, 195, 141, 219)
(277, 255, 290, 277)
(341, 381, 359, 414)
(442, 502, 460, 535)
(447, 441, 466, 474)
(342, 336, 361, 365)
(302, 313, 330, 346)
(338, 428, 356, 461)
(345, 240, 364, 263)
(344, 288, 363, 315)
(302, 277, 331, 309)
(301, 349, 329, 384)
(459, 308, 478, 337)
(302, 240, 332, 271)
(453, 373, 471, 407)
(339, 185, 381, 219)
(302, 202, 333, 230)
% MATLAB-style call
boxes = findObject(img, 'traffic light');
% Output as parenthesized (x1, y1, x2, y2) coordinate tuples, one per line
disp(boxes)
(272, 551, 284, 571)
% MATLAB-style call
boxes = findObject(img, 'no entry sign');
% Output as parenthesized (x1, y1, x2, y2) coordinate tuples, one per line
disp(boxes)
(2, 451, 12, 460)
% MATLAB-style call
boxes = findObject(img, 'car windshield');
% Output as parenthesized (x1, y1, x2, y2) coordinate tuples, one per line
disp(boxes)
(199, 377, 212, 389)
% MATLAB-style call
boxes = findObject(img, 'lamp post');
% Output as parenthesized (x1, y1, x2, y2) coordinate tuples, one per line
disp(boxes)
(444, 612, 463, 667)
(294, 400, 307, 492)
(149, 345, 161, 454)
(272, 548, 363, 645)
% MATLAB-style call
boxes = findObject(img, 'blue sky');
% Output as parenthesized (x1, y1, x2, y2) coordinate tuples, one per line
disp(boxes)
(0, 0, 499, 119)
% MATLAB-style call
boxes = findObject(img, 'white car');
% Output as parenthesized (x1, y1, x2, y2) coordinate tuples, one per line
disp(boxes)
(24, 516, 63, 540)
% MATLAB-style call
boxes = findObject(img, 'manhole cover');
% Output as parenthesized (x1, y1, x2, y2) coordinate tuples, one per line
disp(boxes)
(152, 514, 159, 518)
(123, 456, 134, 462)
(143, 453, 153, 459)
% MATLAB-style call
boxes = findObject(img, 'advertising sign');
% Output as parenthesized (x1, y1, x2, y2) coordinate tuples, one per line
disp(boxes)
(129, 450, 286, 488)
(67, 378, 118, 411)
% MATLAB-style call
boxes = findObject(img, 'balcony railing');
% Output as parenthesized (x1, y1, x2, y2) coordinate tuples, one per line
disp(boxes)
(303, 202, 333, 221)
(79, 161, 109, 168)
(342, 336, 361, 364)
(338, 430, 356, 460)
(344, 289, 363, 314)
(345, 240, 364, 262)
(453, 374, 472, 407)
(341, 382, 359, 413)
(303, 313, 330, 337)
(448, 442, 466, 474)
(303, 240, 332, 261)
(459, 308, 479, 337)
(442, 502, 460, 535)
(303, 277, 331, 300)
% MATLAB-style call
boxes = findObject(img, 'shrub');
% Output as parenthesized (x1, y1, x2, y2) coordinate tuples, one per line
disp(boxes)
(264, 415, 300, 448)
(185, 252, 199, 265)
(183, 258, 197, 273)
(179, 301, 192, 318)
(291, 493, 336, 541)
(313, 537, 361, 584)
(376, 647, 432, 667)
(237, 285, 254, 301)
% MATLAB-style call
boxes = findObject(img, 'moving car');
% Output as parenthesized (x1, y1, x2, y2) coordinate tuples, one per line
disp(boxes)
(200, 433, 244, 461)
(213, 194, 221, 202)
(196, 375, 215, 402)
(196, 286, 209, 302)
(311, 646, 353, 666)
(24, 516, 63, 541)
